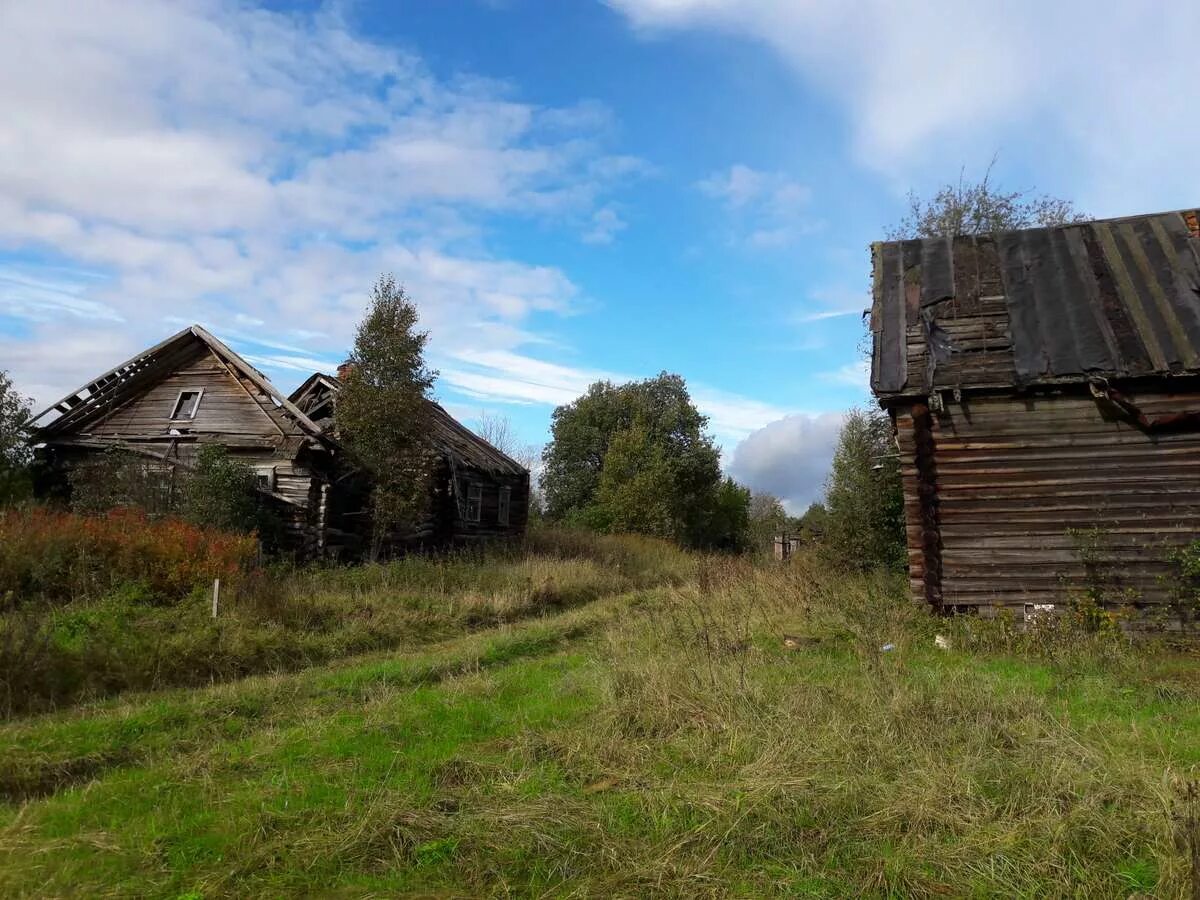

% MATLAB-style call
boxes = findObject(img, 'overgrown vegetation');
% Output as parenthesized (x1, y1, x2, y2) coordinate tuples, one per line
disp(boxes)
(0, 371, 32, 507)
(0, 549, 1196, 896)
(887, 157, 1084, 239)
(336, 274, 437, 557)
(822, 407, 905, 572)
(0, 518, 693, 716)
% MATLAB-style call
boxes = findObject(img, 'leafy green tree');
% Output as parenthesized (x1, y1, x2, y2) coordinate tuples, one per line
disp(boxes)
(0, 371, 33, 506)
(182, 445, 271, 537)
(748, 491, 789, 554)
(706, 477, 752, 552)
(542, 372, 745, 548)
(888, 159, 1083, 240)
(335, 275, 437, 557)
(798, 501, 829, 540)
(823, 409, 904, 571)
(593, 420, 675, 536)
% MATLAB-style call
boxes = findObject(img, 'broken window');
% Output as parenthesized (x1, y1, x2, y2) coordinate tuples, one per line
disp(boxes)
(497, 486, 511, 526)
(255, 467, 276, 492)
(465, 483, 482, 523)
(170, 389, 203, 420)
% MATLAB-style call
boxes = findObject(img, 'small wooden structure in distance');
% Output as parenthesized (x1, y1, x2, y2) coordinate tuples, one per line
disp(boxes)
(30, 325, 529, 558)
(773, 533, 804, 561)
(870, 209, 1200, 631)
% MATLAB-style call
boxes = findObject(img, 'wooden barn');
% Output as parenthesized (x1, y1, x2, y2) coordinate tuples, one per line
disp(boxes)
(30, 324, 529, 557)
(870, 209, 1200, 631)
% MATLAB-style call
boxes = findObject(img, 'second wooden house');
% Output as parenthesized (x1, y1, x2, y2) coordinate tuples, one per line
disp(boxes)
(30, 325, 530, 557)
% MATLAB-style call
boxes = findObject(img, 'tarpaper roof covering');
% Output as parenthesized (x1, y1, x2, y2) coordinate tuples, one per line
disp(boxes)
(870, 209, 1200, 396)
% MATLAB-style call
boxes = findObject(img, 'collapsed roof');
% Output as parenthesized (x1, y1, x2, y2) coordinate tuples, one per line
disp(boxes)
(289, 373, 528, 477)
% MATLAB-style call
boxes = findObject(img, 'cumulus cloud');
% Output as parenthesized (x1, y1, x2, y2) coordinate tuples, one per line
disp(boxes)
(0, 0, 645, 409)
(727, 412, 846, 512)
(611, 0, 1200, 213)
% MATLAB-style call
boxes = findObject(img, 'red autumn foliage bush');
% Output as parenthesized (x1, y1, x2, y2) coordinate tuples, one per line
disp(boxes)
(0, 507, 258, 604)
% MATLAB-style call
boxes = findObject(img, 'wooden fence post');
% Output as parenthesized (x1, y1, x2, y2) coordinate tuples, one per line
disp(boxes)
(212, 578, 220, 619)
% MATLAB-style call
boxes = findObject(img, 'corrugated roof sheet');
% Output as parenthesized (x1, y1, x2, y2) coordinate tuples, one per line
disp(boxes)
(870, 209, 1200, 395)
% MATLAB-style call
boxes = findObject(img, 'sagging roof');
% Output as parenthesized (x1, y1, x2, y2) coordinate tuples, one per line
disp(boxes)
(287, 374, 528, 477)
(870, 209, 1200, 396)
(30, 325, 325, 441)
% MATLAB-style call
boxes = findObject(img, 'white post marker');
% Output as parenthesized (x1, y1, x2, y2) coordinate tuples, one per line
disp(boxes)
(212, 578, 220, 619)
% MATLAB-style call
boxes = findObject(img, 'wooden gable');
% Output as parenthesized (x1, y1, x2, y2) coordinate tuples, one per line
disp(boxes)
(87, 343, 286, 441)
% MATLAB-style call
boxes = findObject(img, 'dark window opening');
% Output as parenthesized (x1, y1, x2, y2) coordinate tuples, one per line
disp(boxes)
(171, 389, 203, 420)
(465, 483, 482, 523)
(497, 486, 511, 526)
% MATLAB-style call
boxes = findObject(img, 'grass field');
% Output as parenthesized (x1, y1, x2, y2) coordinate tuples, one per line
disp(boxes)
(2, 551, 1199, 897)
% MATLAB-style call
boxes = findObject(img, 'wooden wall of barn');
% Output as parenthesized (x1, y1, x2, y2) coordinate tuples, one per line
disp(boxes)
(894, 382, 1200, 631)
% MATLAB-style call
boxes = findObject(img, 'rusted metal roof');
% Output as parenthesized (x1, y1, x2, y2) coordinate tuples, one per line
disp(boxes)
(871, 209, 1200, 395)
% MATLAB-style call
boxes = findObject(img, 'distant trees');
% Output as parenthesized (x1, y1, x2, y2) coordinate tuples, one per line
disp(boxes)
(335, 275, 437, 557)
(474, 411, 543, 516)
(0, 371, 33, 507)
(887, 160, 1083, 240)
(821, 409, 904, 572)
(748, 491, 789, 554)
(541, 373, 750, 549)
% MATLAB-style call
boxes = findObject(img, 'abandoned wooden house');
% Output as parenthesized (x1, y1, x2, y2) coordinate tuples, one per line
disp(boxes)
(871, 209, 1200, 631)
(29, 324, 529, 556)
(288, 369, 531, 546)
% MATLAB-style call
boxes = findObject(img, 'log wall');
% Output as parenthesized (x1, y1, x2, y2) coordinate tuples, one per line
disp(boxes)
(894, 383, 1200, 629)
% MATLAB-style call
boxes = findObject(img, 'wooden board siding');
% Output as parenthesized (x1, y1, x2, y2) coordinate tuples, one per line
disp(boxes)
(897, 385, 1200, 626)
(88, 347, 284, 440)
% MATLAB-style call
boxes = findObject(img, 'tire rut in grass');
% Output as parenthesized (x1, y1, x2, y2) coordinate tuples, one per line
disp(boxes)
(0, 603, 618, 807)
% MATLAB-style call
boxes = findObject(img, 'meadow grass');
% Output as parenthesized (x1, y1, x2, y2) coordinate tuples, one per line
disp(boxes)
(1, 552, 1198, 897)
(0, 526, 695, 716)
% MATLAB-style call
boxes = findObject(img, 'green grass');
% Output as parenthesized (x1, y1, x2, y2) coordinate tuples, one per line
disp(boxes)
(0, 527, 696, 716)
(2, 557, 1199, 896)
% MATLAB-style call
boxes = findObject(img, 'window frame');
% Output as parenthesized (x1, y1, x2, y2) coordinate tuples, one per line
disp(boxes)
(497, 485, 511, 526)
(254, 466, 276, 492)
(465, 482, 483, 523)
(170, 388, 204, 421)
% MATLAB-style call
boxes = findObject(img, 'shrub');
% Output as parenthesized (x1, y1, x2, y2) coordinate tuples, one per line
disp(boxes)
(0, 507, 258, 605)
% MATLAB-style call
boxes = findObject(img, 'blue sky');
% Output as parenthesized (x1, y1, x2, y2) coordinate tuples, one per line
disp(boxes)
(2, 1, 1197, 509)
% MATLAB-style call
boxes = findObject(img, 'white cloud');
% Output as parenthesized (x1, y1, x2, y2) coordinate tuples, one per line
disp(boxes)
(438, 348, 791, 444)
(697, 164, 813, 248)
(0, 0, 643, 408)
(727, 412, 846, 512)
(818, 359, 870, 393)
(582, 207, 628, 245)
(795, 286, 868, 324)
(611, 0, 1200, 214)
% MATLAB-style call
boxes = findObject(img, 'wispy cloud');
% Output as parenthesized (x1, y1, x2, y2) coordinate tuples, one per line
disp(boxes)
(794, 286, 869, 324)
(581, 207, 627, 245)
(818, 359, 870, 391)
(697, 164, 815, 249)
